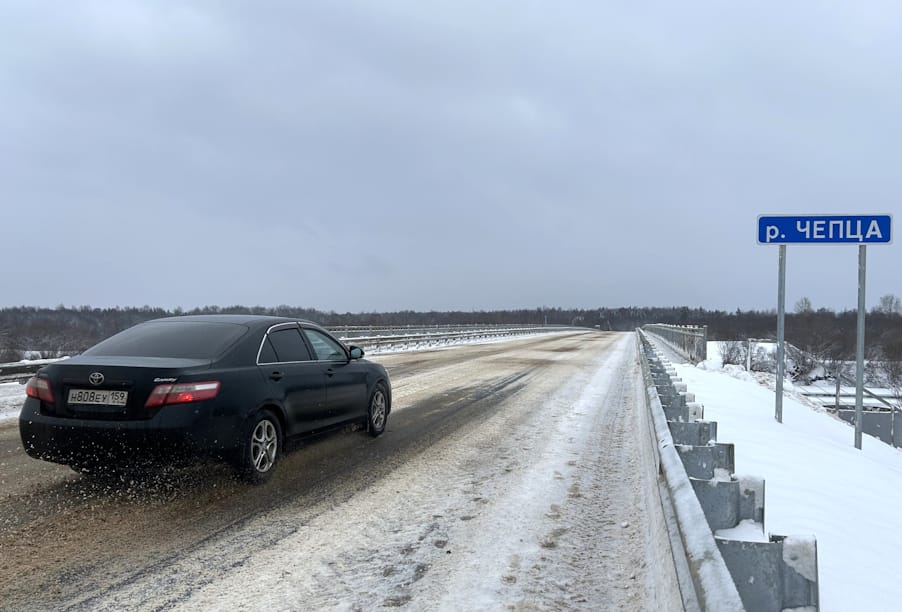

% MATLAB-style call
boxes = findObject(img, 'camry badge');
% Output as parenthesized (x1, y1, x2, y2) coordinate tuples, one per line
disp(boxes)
(89, 372, 104, 386)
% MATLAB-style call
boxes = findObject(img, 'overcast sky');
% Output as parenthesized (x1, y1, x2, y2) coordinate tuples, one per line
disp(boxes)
(2, 1, 900, 313)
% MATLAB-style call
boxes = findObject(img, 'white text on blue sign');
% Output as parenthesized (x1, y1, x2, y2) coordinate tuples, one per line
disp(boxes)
(757, 215, 892, 245)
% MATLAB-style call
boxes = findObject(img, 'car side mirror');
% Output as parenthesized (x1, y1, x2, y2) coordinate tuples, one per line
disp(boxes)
(349, 346, 364, 360)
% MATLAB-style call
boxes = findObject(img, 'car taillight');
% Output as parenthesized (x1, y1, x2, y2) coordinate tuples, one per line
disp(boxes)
(144, 381, 221, 408)
(25, 377, 55, 403)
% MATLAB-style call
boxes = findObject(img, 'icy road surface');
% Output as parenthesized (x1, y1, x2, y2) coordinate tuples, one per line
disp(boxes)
(0, 331, 679, 610)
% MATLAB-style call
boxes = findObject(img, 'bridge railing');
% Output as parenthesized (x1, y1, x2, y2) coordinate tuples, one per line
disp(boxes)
(643, 324, 708, 363)
(0, 325, 580, 382)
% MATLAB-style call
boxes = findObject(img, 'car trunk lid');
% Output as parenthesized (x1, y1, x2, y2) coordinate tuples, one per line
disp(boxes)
(38, 356, 211, 420)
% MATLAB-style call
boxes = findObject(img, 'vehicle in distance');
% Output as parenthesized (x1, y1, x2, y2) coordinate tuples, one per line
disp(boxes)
(19, 315, 391, 483)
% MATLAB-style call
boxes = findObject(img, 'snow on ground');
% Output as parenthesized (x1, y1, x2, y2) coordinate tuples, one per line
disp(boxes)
(8, 331, 901, 609)
(0, 382, 24, 424)
(70, 332, 662, 610)
(674, 342, 902, 612)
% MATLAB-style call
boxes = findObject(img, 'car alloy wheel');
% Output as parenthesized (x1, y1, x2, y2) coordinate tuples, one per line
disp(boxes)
(251, 418, 278, 473)
(368, 385, 387, 437)
(236, 410, 281, 483)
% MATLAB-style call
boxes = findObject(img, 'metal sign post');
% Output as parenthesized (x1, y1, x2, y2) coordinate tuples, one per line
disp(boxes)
(757, 214, 892, 447)
(855, 245, 866, 449)
(775, 245, 786, 423)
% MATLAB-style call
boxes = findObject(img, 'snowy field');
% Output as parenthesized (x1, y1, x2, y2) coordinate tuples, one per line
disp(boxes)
(672, 343, 902, 612)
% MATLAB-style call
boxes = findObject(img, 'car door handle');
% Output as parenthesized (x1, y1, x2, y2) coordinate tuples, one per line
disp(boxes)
(325, 368, 334, 377)
(269, 371, 284, 381)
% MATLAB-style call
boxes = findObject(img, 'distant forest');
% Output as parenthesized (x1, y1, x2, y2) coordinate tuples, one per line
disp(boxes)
(0, 303, 900, 363)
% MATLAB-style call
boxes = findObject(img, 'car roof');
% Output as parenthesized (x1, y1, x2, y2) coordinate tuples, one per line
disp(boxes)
(148, 314, 319, 328)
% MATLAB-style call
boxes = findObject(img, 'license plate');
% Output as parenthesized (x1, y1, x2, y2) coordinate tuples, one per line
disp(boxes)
(68, 388, 128, 407)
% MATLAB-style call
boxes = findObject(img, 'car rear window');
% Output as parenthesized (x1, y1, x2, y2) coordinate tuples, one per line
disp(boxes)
(83, 321, 248, 359)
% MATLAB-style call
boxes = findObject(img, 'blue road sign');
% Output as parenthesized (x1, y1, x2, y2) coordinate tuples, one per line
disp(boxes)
(757, 214, 892, 244)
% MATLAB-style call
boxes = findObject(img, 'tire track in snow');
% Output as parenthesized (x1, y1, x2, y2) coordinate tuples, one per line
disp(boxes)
(174, 334, 668, 610)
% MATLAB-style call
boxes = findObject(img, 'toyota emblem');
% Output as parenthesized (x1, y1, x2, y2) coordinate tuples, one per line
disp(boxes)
(89, 372, 104, 386)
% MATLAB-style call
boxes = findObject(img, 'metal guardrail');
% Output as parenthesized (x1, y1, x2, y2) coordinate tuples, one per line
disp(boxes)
(766, 342, 902, 448)
(0, 325, 580, 383)
(340, 326, 566, 352)
(0, 361, 59, 384)
(330, 323, 550, 337)
(638, 329, 820, 611)
(813, 373, 902, 449)
(799, 384, 899, 410)
(643, 324, 708, 363)
(637, 329, 745, 611)
(835, 372, 898, 410)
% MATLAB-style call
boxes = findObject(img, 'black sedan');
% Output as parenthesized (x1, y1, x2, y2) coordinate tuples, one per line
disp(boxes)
(19, 315, 391, 483)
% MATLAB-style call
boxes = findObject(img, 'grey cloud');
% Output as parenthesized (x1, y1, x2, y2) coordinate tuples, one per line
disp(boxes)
(1, 1, 900, 312)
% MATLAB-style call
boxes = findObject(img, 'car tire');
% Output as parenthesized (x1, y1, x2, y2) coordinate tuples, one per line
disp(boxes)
(367, 383, 388, 437)
(234, 409, 282, 484)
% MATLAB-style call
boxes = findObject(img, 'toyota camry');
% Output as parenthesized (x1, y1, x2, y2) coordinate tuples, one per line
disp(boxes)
(19, 315, 391, 483)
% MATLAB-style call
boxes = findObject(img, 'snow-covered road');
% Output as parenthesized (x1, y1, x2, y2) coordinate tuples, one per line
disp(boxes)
(0, 331, 679, 610)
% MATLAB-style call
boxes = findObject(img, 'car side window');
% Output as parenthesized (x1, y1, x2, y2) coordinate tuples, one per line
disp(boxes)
(265, 328, 313, 363)
(303, 329, 347, 361)
(258, 337, 278, 364)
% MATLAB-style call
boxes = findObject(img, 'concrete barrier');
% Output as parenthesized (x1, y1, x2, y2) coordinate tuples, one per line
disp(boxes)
(638, 330, 820, 611)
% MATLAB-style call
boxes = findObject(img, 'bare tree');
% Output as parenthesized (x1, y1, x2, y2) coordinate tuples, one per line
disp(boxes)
(876, 329, 902, 408)
(0, 326, 23, 363)
(875, 294, 902, 315)
(794, 297, 813, 314)
(718, 340, 747, 367)
(749, 343, 776, 373)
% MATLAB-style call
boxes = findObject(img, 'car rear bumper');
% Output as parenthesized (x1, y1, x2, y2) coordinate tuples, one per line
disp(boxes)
(18, 397, 243, 466)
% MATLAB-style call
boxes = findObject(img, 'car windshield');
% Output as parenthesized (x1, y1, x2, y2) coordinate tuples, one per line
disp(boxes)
(82, 321, 248, 359)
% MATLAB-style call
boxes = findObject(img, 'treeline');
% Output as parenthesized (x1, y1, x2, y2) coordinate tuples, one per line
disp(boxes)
(0, 304, 899, 362)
